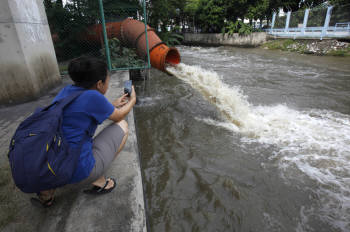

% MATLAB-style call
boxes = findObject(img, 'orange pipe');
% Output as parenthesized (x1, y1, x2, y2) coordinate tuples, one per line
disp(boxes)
(150, 44, 180, 72)
(87, 19, 180, 72)
(84, 22, 121, 43)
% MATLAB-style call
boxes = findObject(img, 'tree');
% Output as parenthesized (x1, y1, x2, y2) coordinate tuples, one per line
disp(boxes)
(45, 0, 141, 60)
(246, 0, 269, 27)
(184, 0, 200, 17)
(197, 0, 226, 32)
(184, 0, 200, 31)
(224, 0, 251, 22)
(329, 0, 349, 5)
(147, 0, 172, 31)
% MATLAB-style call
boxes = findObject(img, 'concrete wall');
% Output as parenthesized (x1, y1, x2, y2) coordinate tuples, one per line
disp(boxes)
(183, 32, 267, 47)
(0, 0, 60, 105)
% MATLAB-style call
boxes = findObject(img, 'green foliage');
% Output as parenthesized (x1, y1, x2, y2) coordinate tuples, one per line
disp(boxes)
(159, 32, 184, 46)
(101, 38, 144, 68)
(222, 21, 239, 36)
(197, 0, 226, 33)
(238, 22, 253, 35)
(222, 21, 253, 36)
(184, 0, 200, 16)
(282, 39, 295, 48)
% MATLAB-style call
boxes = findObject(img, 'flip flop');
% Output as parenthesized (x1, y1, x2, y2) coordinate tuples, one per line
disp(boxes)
(30, 196, 54, 208)
(83, 178, 117, 195)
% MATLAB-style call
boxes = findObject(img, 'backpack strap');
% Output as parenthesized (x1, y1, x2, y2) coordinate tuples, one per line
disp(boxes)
(41, 91, 85, 112)
(56, 91, 86, 110)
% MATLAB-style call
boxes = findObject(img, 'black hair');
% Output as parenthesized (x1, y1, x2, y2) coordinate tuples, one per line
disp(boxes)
(68, 56, 108, 89)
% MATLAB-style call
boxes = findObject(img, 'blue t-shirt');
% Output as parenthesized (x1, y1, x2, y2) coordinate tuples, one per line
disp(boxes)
(53, 85, 115, 183)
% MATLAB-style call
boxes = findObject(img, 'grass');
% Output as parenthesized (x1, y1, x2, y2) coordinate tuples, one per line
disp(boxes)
(263, 39, 295, 51)
(262, 39, 350, 57)
(282, 39, 295, 49)
(326, 47, 350, 57)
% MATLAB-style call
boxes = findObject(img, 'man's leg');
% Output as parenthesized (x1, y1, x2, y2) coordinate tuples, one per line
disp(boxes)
(92, 120, 129, 189)
(116, 120, 129, 155)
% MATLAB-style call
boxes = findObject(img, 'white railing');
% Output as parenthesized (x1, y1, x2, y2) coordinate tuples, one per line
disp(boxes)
(269, 5, 350, 39)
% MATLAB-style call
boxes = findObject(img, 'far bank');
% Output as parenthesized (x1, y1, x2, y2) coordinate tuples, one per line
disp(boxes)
(182, 33, 350, 57)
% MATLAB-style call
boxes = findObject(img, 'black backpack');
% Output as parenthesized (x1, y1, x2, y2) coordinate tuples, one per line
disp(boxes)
(8, 91, 90, 193)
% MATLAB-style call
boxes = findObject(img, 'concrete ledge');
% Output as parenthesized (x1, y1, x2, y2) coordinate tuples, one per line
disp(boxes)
(183, 32, 267, 47)
(0, 71, 147, 232)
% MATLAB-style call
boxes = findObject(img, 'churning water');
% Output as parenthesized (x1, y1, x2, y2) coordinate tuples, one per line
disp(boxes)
(167, 63, 350, 231)
(135, 46, 350, 232)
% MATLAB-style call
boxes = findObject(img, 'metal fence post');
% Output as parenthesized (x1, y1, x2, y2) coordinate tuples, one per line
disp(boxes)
(271, 12, 277, 33)
(285, 11, 291, 33)
(142, 0, 151, 69)
(321, 6, 333, 39)
(302, 9, 309, 35)
(98, 0, 112, 71)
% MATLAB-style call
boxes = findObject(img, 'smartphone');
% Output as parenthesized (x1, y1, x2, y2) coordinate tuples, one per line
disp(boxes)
(124, 80, 132, 97)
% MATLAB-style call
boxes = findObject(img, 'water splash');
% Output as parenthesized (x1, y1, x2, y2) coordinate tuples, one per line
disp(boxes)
(167, 63, 350, 231)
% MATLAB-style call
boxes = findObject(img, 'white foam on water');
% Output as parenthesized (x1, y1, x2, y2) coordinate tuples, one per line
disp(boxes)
(136, 96, 164, 107)
(167, 63, 350, 231)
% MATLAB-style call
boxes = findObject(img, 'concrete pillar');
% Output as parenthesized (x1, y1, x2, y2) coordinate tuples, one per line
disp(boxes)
(0, 0, 61, 105)
(302, 9, 310, 35)
(322, 6, 333, 39)
(271, 12, 277, 33)
(285, 11, 291, 33)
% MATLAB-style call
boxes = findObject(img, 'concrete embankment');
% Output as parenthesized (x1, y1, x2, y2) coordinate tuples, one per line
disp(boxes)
(0, 71, 147, 232)
(183, 32, 267, 47)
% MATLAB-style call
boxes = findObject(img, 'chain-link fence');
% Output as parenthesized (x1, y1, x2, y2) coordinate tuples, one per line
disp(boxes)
(307, 5, 328, 27)
(270, 3, 350, 39)
(329, 4, 350, 27)
(274, 14, 286, 29)
(289, 10, 305, 28)
(44, 0, 150, 74)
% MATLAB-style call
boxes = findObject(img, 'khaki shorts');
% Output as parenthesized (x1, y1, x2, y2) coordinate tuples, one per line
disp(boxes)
(81, 123, 125, 184)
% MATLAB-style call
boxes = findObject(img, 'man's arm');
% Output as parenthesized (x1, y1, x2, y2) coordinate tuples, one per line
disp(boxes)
(108, 86, 136, 122)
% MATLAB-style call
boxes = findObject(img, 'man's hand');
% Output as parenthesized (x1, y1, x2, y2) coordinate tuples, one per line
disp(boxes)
(108, 86, 137, 122)
(130, 86, 136, 102)
(113, 94, 129, 108)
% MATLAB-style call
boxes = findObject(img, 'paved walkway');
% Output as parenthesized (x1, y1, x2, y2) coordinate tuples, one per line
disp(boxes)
(0, 71, 147, 232)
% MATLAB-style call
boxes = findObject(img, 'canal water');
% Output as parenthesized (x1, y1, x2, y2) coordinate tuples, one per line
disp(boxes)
(134, 46, 350, 232)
